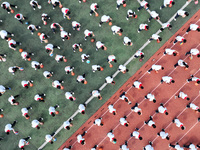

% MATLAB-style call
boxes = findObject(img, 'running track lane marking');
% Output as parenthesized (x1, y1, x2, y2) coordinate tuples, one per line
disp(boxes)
(38, 1, 193, 149)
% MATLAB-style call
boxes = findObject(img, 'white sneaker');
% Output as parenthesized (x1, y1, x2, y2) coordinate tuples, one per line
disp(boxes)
(99, 24, 101, 27)
(126, 18, 129, 20)
(147, 71, 150, 74)
(58, 46, 60, 49)
(138, 31, 140, 33)
(31, 32, 34, 35)
(160, 6, 162, 10)
(11, 34, 14, 36)
(174, 18, 176, 21)
(90, 14, 92, 16)
(53, 7, 55, 9)
(116, 7, 118, 10)
(69, 33, 71, 36)
(62, 39, 65, 41)
(28, 136, 31, 139)
(8, 12, 10, 14)
(15, 6, 17, 8)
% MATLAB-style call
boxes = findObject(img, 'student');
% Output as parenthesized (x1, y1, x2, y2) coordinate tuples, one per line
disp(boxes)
(52, 80, 64, 89)
(90, 3, 99, 16)
(119, 116, 129, 127)
(123, 37, 133, 46)
(131, 128, 143, 140)
(155, 103, 169, 115)
(138, 0, 149, 11)
(131, 103, 142, 115)
(120, 141, 129, 150)
(138, 24, 149, 33)
(160, 0, 175, 9)
(21, 80, 33, 88)
(27, 24, 41, 34)
(173, 36, 187, 45)
(105, 76, 115, 85)
(60, 30, 71, 41)
(161, 76, 175, 84)
(72, 21, 81, 31)
(41, 13, 50, 25)
(133, 80, 144, 89)
(144, 116, 156, 128)
(91, 90, 102, 100)
(172, 118, 185, 130)
(174, 9, 189, 21)
(8, 95, 20, 105)
(120, 92, 132, 104)
(61, 7, 71, 19)
(30, 0, 41, 10)
(108, 104, 117, 115)
(148, 64, 164, 74)
(107, 130, 117, 144)
(49, 105, 59, 117)
(77, 131, 87, 145)
(0, 85, 11, 96)
(186, 102, 200, 112)
(94, 118, 103, 126)
(77, 74, 87, 84)
(99, 15, 112, 27)
(31, 118, 44, 129)
(149, 34, 162, 43)
(118, 65, 129, 74)
(81, 54, 90, 63)
(174, 59, 189, 69)
(134, 50, 144, 61)
(48, 0, 62, 9)
(43, 71, 53, 79)
(63, 119, 73, 130)
(145, 93, 156, 103)
(111, 25, 123, 35)
(126, 9, 137, 20)
(84, 29, 95, 40)
(50, 23, 63, 34)
(38, 32, 49, 43)
(34, 94, 46, 102)
(8, 66, 23, 75)
(92, 65, 103, 72)
(0, 30, 14, 40)
(160, 23, 172, 31)
(176, 91, 190, 100)
(45, 133, 56, 144)
(8, 38, 21, 51)
(148, 11, 160, 22)
(107, 55, 117, 67)
(116, 0, 126, 10)
(14, 13, 26, 24)
(164, 48, 179, 56)
(157, 129, 170, 140)
(72, 43, 82, 52)
(187, 75, 200, 85)
(21, 106, 32, 119)
(96, 41, 107, 51)
(0, 54, 6, 62)
(186, 24, 200, 34)
(65, 66, 75, 75)
(1, 2, 17, 14)
(18, 136, 31, 149)
(21, 51, 34, 61)
(78, 104, 86, 114)
(4, 121, 18, 135)
(55, 54, 67, 63)
(45, 43, 60, 56)
(65, 92, 76, 101)
(31, 61, 44, 70)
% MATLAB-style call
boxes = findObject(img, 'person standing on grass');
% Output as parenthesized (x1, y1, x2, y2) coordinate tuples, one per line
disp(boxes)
(155, 103, 169, 115)
(96, 41, 107, 51)
(105, 76, 115, 85)
(148, 11, 160, 22)
(65, 91, 76, 101)
(90, 3, 99, 16)
(119, 65, 129, 74)
(99, 15, 112, 27)
(38, 32, 49, 43)
(45, 43, 60, 56)
(81, 54, 90, 63)
(187, 75, 200, 85)
(91, 90, 102, 100)
(8, 95, 20, 105)
(31, 118, 44, 129)
(63, 119, 73, 130)
(169, 143, 184, 150)
(149, 34, 162, 43)
(31, 61, 43, 70)
(78, 104, 86, 114)
(72, 43, 82, 52)
(77, 131, 87, 145)
(92, 65, 103, 72)
(176, 91, 190, 100)
(8, 38, 21, 51)
(55, 54, 67, 63)
(160, 22, 172, 32)
(21, 51, 34, 61)
(50, 23, 63, 34)
(108, 104, 117, 115)
(183, 143, 198, 149)
(143, 141, 154, 150)
(116, 0, 126, 10)
(145, 93, 156, 103)
(186, 24, 200, 34)
(41, 13, 50, 25)
(120, 141, 129, 150)
(21, 80, 33, 88)
(14, 13, 26, 24)
(0, 85, 11, 96)
(120, 92, 132, 104)
(84, 29, 95, 40)
(43, 71, 53, 79)
(174, 9, 189, 21)
(49, 105, 59, 117)
(160, 0, 175, 9)
(185, 48, 200, 58)
(134, 50, 144, 61)
(131, 128, 143, 140)
(161, 76, 175, 84)
(21, 106, 32, 119)
(111, 25, 123, 35)
(65, 66, 75, 75)
(126, 9, 137, 20)
(144, 116, 156, 128)
(30, 0, 40, 10)
(94, 117, 103, 126)
(173, 36, 187, 45)
(164, 48, 179, 56)
(52, 80, 64, 89)
(131, 103, 142, 115)
(0, 54, 6, 62)
(137, 0, 149, 11)
(157, 129, 170, 140)
(8, 66, 23, 75)
(107, 130, 117, 144)
(77, 74, 87, 84)
(148, 64, 164, 74)
(4, 121, 18, 135)
(63, 146, 72, 150)
(0, 30, 14, 40)
(1, 2, 17, 14)
(138, 24, 149, 33)
(174, 59, 189, 69)
(120, 116, 129, 127)
(72, 21, 81, 31)
(107, 55, 117, 68)
(48, 0, 62, 9)
(34, 93, 46, 102)
(18, 136, 31, 149)
(45, 133, 56, 144)
(27, 24, 41, 34)
(172, 118, 185, 130)
(123, 37, 133, 46)
(133, 80, 144, 89)
(186, 102, 200, 113)
(61, 7, 71, 19)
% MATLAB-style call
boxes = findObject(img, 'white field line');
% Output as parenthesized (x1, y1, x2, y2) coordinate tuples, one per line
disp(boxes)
(38, 1, 193, 149)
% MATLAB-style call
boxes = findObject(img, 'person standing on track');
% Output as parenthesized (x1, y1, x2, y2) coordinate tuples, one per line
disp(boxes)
(172, 118, 185, 130)
(174, 59, 189, 69)
(187, 75, 200, 85)
(174, 9, 189, 21)
(157, 128, 170, 140)
(161, 76, 175, 84)
(145, 93, 156, 103)
(108, 104, 117, 115)
(155, 103, 169, 115)
(120, 92, 132, 104)
(186, 102, 200, 113)
(77, 131, 87, 145)
(176, 91, 190, 100)
(120, 141, 129, 150)
(119, 116, 129, 127)
(131, 128, 143, 140)
(144, 116, 156, 128)
(169, 143, 184, 150)
(186, 24, 200, 34)
(107, 130, 117, 144)
(183, 143, 198, 149)
(164, 48, 179, 56)
(185, 48, 200, 58)
(133, 80, 144, 89)
(94, 117, 103, 126)
(173, 35, 187, 45)
(148, 64, 164, 74)
(143, 141, 154, 150)
(131, 103, 142, 115)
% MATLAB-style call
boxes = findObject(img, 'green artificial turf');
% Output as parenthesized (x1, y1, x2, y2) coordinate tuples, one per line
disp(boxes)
(0, 0, 199, 150)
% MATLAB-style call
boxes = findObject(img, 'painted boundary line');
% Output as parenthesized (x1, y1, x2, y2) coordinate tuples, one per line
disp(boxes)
(38, 1, 192, 149)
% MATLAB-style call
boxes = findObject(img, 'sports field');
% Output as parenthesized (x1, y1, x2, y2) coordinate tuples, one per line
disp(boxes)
(0, 0, 199, 150)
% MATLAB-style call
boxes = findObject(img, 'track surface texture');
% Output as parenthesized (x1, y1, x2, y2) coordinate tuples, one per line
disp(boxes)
(60, 10, 200, 150)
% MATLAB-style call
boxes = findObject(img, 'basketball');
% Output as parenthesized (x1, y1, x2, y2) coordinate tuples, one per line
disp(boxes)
(99, 148, 103, 150)
(91, 38, 95, 43)
(79, 48, 83, 52)
(37, 32, 41, 36)
(169, 4, 172, 7)
(86, 60, 90, 64)
(44, 22, 47, 25)
(55, 111, 59, 114)
(26, 116, 30, 119)
(109, 22, 112, 26)
(139, 58, 143, 62)
(15, 131, 19, 135)
(99, 96, 102, 100)
(61, 86, 64, 90)
(40, 64, 44, 68)
(134, 15, 138, 19)
(19, 49, 23, 53)
(123, 4, 127, 7)
(0, 114, 4, 118)
(83, 0, 87, 2)
(100, 67, 104, 71)
(157, 39, 161, 43)
(84, 80, 88, 84)
(109, 64, 113, 68)
(119, 32, 122, 36)
(95, 13, 99, 17)
(71, 72, 75, 76)
(195, 1, 198, 4)
(59, 4, 63, 8)
(8, 37, 11, 41)
(11, 9, 15, 13)
(30, 83, 33, 87)
(64, 58, 67, 62)
(27, 58, 31, 61)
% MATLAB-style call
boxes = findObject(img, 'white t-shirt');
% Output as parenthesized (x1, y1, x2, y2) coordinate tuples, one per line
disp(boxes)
(81, 54, 89, 60)
(0, 30, 7, 39)
(160, 131, 168, 139)
(90, 3, 97, 11)
(111, 26, 120, 33)
(162, 22, 170, 28)
(51, 0, 59, 4)
(151, 34, 160, 40)
(189, 103, 199, 110)
(175, 145, 184, 150)
(148, 120, 155, 126)
(5, 124, 13, 132)
(84, 29, 92, 36)
(1, 2, 10, 8)
(162, 76, 172, 83)
(177, 10, 185, 16)
(121, 145, 129, 150)
(146, 93, 155, 101)
(191, 77, 199, 81)
(119, 65, 126, 72)
(8, 39, 16, 48)
(92, 65, 100, 71)
(94, 119, 101, 126)
(174, 119, 183, 127)
(60, 31, 68, 38)
(39, 33, 46, 40)
(190, 24, 199, 30)
(30, 0, 38, 6)
(124, 37, 131, 43)
(179, 92, 187, 99)
(65, 92, 72, 99)
(150, 11, 159, 18)
(32, 119, 39, 128)
(55, 55, 63, 61)
(108, 105, 116, 113)
(43, 71, 50, 77)
(190, 48, 199, 55)
(31, 61, 40, 68)
(21, 80, 29, 87)
(139, 24, 148, 30)
(45, 134, 52, 142)
(27, 24, 35, 30)
(133, 107, 141, 113)
(105, 76, 113, 83)
(132, 131, 140, 139)
(165, 48, 175, 55)
(15, 14, 23, 20)
(135, 50, 144, 57)
(63, 121, 70, 128)
(49, 106, 55, 115)
(120, 117, 127, 125)
(21, 52, 28, 59)
(0, 85, 6, 93)
(152, 65, 162, 71)
(116, 0, 124, 5)
(65, 66, 73, 72)
(127, 9, 133, 15)
(188, 144, 197, 150)
(34, 94, 41, 101)
(158, 106, 167, 113)
(164, 0, 173, 6)
(107, 132, 114, 141)
(18, 139, 25, 148)
(21, 108, 28, 116)
(92, 90, 100, 97)
(78, 104, 85, 112)
(52, 80, 61, 88)
(141, 1, 148, 6)
(8, 95, 14, 104)
(133, 81, 142, 89)
(120, 95, 128, 100)
(8, 67, 15, 73)
(108, 55, 116, 62)
(61, 8, 69, 14)
(101, 15, 110, 22)
(72, 21, 80, 27)
(144, 144, 154, 150)
(176, 36, 184, 41)
(45, 44, 54, 50)
(77, 75, 84, 82)
(177, 59, 186, 67)
(77, 135, 84, 143)
(96, 41, 104, 48)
